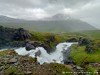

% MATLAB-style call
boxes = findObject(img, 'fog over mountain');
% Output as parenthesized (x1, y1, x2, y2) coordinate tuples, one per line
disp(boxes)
(0, 14, 96, 32)
(0, 0, 100, 29)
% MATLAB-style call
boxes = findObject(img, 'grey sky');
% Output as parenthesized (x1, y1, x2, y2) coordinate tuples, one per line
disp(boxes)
(0, 0, 100, 28)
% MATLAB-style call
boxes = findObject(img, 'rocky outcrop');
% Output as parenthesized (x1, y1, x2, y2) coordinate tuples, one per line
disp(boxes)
(35, 50, 41, 57)
(0, 26, 54, 53)
(13, 28, 31, 40)
(25, 41, 41, 50)
(78, 37, 92, 46)
(25, 41, 54, 53)
(44, 35, 55, 47)
(0, 26, 32, 49)
(66, 38, 78, 42)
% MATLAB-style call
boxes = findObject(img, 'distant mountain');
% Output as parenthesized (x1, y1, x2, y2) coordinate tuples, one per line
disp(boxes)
(44, 13, 71, 21)
(0, 14, 96, 32)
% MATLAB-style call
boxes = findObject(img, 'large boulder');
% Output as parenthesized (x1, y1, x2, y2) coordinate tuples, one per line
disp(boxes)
(25, 41, 42, 50)
(25, 41, 54, 53)
(35, 50, 41, 57)
(78, 37, 92, 46)
(13, 28, 31, 40)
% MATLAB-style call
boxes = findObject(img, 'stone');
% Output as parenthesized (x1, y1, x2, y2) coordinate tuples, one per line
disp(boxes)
(26, 43, 35, 50)
(24, 71, 32, 75)
(35, 50, 41, 57)
(0, 26, 32, 48)
(25, 41, 41, 51)
(0, 66, 4, 71)
(9, 57, 17, 63)
(13, 28, 31, 40)
(76, 66, 83, 70)
(78, 37, 92, 46)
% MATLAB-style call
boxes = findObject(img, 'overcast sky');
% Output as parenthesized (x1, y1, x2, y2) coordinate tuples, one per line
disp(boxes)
(0, 0, 100, 28)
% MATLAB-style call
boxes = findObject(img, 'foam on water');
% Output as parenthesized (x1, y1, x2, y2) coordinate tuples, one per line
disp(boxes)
(15, 42, 74, 64)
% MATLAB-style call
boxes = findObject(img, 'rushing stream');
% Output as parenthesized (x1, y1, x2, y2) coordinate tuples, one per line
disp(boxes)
(15, 42, 76, 64)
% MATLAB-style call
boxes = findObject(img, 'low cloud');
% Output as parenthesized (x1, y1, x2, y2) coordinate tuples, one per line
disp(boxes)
(0, 0, 100, 28)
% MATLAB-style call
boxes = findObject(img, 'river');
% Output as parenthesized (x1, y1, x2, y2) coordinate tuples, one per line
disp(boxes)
(14, 42, 77, 64)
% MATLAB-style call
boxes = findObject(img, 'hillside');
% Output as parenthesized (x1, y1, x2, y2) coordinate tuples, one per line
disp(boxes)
(0, 26, 100, 75)
(0, 15, 96, 32)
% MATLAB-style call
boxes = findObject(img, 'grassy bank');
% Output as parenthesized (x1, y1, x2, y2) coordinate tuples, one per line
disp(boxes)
(70, 45, 100, 65)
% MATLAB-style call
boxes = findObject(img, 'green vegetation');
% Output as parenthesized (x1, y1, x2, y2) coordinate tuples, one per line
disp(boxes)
(78, 30, 100, 39)
(49, 63, 72, 75)
(85, 66, 97, 75)
(30, 31, 82, 48)
(0, 50, 15, 56)
(0, 27, 100, 75)
(70, 45, 100, 65)
(6, 67, 24, 75)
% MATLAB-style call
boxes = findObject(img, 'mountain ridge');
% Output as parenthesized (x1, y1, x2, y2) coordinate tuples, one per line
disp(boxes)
(0, 14, 96, 32)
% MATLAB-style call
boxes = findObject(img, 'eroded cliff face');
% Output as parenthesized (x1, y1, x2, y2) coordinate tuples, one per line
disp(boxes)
(0, 26, 32, 49)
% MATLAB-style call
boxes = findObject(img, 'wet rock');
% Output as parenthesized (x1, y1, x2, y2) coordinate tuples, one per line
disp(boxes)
(64, 59, 74, 64)
(35, 50, 41, 57)
(25, 41, 53, 53)
(26, 43, 35, 50)
(25, 41, 41, 50)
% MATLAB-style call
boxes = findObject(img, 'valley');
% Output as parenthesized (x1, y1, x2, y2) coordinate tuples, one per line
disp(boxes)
(0, 26, 100, 75)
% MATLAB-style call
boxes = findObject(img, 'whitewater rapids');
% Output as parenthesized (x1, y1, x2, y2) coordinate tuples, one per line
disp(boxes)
(15, 42, 75, 64)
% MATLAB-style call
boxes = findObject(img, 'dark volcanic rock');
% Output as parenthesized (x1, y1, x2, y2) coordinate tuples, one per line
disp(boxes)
(0, 26, 54, 53)
(25, 41, 54, 53)
(0, 26, 32, 49)
(13, 28, 31, 40)
(25, 41, 42, 50)
(78, 37, 92, 46)
(26, 43, 35, 50)
(35, 50, 41, 57)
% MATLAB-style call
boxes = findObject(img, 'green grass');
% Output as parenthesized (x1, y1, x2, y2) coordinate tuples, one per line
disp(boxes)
(85, 66, 97, 75)
(30, 31, 82, 48)
(70, 45, 100, 65)
(78, 30, 100, 39)
(49, 63, 73, 75)
(6, 67, 24, 75)
(0, 50, 15, 56)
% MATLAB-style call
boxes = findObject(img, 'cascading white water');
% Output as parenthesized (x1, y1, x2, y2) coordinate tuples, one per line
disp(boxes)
(15, 42, 75, 64)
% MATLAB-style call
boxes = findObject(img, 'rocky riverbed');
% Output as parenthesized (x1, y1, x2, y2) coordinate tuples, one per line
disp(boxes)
(0, 50, 73, 75)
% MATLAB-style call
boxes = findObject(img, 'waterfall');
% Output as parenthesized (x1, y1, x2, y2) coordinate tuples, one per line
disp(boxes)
(15, 42, 75, 64)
